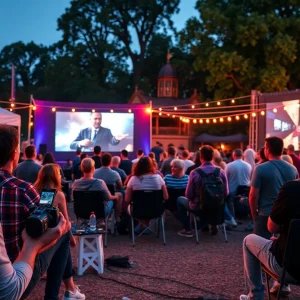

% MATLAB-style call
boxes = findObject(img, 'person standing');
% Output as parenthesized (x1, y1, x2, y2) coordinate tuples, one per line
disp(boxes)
(91, 145, 102, 169)
(119, 149, 133, 176)
(286, 144, 300, 174)
(249, 137, 298, 239)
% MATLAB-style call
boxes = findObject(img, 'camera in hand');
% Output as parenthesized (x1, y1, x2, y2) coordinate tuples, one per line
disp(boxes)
(26, 189, 59, 238)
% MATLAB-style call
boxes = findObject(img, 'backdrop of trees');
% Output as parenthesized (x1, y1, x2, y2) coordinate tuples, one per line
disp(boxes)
(1, 0, 300, 133)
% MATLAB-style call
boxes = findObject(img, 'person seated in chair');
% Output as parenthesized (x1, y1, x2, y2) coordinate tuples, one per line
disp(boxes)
(72, 158, 120, 224)
(177, 145, 229, 237)
(240, 179, 300, 300)
(164, 159, 189, 189)
(125, 156, 168, 234)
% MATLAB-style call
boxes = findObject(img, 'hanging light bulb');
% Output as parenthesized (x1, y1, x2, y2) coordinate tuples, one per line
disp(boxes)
(72, 108, 75, 112)
(206, 119, 210, 123)
(10, 103, 15, 108)
(32, 106, 36, 111)
(159, 108, 162, 111)
(273, 108, 277, 113)
(217, 101, 221, 106)
(252, 112, 256, 117)
(213, 119, 217, 123)
(159, 112, 162, 116)
(205, 103, 209, 107)
(52, 107, 56, 112)
(261, 111, 265, 116)
(128, 109, 132, 113)
(193, 119, 197, 123)
(199, 119, 203, 124)
(231, 99, 235, 103)
(174, 107, 177, 111)
(244, 114, 248, 119)
(173, 115, 176, 118)
(220, 117, 224, 122)
(191, 105, 195, 109)
(228, 117, 232, 121)
(235, 116, 240, 120)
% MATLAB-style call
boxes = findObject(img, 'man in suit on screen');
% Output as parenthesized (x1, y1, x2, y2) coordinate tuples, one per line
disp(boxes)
(70, 112, 128, 151)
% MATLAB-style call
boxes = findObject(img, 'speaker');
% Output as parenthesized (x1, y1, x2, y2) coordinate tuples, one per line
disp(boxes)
(39, 144, 47, 155)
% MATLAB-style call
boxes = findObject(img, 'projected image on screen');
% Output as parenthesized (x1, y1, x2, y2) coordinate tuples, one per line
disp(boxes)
(266, 100, 300, 150)
(55, 112, 134, 152)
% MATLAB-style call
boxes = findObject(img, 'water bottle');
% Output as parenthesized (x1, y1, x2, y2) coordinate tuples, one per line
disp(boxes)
(89, 211, 96, 231)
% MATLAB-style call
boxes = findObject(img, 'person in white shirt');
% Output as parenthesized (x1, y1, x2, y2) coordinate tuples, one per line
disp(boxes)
(181, 150, 194, 172)
(132, 148, 144, 163)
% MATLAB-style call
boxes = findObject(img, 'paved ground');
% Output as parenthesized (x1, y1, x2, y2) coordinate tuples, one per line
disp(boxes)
(28, 207, 300, 300)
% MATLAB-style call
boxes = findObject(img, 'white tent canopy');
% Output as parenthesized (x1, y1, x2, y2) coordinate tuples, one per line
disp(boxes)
(0, 106, 21, 128)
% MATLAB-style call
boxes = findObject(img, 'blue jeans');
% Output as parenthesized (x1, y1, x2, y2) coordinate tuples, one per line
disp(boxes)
(105, 200, 114, 215)
(242, 234, 294, 300)
(177, 196, 197, 231)
(224, 202, 234, 221)
(21, 231, 70, 300)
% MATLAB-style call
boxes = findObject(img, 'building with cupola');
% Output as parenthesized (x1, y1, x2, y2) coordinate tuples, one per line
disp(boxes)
(129, 53, 200, 149)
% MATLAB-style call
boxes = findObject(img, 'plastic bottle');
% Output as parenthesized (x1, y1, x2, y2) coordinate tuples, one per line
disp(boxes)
(89, 212, 96, 231)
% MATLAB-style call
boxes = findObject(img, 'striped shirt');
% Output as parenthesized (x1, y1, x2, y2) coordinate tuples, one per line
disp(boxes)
(164, 174, 189, 189)
(0, 169, 40, 262)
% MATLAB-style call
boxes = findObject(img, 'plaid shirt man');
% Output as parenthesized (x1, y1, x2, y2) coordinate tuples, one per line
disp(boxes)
(0, 169, 40, 262)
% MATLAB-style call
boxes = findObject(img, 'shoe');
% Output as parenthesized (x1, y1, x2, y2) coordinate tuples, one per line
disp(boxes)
(239, 295, 250, 300)
(225, 217, 238, 227)
(270, 281, 291, 295)
(178, 229, 193, 237)
(63, 285, 85, 300)
(245, 221, 254, 232)
(134, 225, 142, 234)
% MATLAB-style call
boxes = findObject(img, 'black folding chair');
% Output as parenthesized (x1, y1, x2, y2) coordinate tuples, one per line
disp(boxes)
(130, 190, 166, 247)
(262, 219, 300, 300)
(73, 190, 115, 247)
(165, 188, 186, 212)
(192, 203, 228, 244)
(106, 184, 116, 196)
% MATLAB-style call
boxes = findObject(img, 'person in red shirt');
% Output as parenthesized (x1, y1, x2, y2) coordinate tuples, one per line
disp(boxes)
(287, 144, 300, 176)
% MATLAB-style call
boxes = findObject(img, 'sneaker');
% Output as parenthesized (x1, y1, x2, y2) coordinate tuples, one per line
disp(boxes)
(270, 281, 291, 295)
(225, 217, 238, 227)
(245, 221, 254, 232)
(239, 295, 250, 300)
(63, 285, 85, 300)
(178, 229, 193, 237)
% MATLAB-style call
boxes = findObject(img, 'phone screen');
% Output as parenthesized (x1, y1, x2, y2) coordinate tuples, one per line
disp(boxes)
(40, 189, 56, 206)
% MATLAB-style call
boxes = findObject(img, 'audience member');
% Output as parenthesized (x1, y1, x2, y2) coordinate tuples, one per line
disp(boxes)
(160, 146, 176, 176)
(0, 215, 67, 300)
(125, 157, 168, 234)
(177, 145, 185, 159)
(119, 149, 133, 175)
(186, 151, 201, 175)
(91, 145, 102, 169)
(287, 144, 300, 173)
(34, 164, 85, 300)
(256, 147, 268, 165)
(72, 158, 118, 219)
(94, 153, 123, 222)
(72, 153, 88, 180)
(250, 136, 298, 239)
(213, 149, 227, 169)
(111, 156, 127, 184)
(35, 153, 43, 165)
(243, 148, 256, 170)
(164, 159, 189, 189)
(13, 145, 41, 183)
(72, 148, 81, 167)
(282, 154, 293, 165)
(177, 145, 229, 237)
(158, 150, 168, 169)
(181, 150, 194, 172)
(132, 148, 144, 163)
(150, 141, 163, 163)
(0, 125, 71, 300)
(225, 149, 251, 218)
(240, 179, 300, 300)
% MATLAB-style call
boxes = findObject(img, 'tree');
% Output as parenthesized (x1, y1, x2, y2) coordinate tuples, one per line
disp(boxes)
(0, 42, 49, 93)
(180, 0, 300, 100)
(57, 0, 180, 88)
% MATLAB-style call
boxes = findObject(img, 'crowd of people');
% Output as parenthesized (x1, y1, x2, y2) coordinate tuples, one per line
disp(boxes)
(0, 123, 300, 300)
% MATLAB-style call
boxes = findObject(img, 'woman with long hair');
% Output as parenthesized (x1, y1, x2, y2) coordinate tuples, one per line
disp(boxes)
(125, 157, 168, 233)
(35, 164, 85, 300)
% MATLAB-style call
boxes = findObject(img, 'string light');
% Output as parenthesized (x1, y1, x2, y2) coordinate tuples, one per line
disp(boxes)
(10, 103, 15, 108)
(52, 107, 56, 112)
(167, 113, 170, 116)
(231, 99, 235, 103)
(32, 106, 36, 111)
(92, 109, 95, 113)
(235, 116, 240, 120)
(71, 108, 75, 112)
(213, 119, 217, 123)
(159, 108, 162, 111)
(206, 119, 210, 123)
(186, 119, 190, 123)
(159, 112, 162, 116)
(261, 111, 265, 116)
(179, 116, 182, 120)
(228, 117, 232, 121)
(273, 108, 277, 113)
(146, 108, 151, 113)
(199, 119, 203, 124)
(128, 109, 132, 113)
(252, 112, 256, 117)
(191, 105, 195, 109)
(217, 102, 221, 106)
(173, 115, 176, 118)
(10, 109, 13, 112)
(205, 103, 209, 107)
(244, 114, 248, 119)
(30, 122, 33, 126)
(174, 107, 177, 111)
(220, 117, 224, 122)
(193, 119, 197, 123)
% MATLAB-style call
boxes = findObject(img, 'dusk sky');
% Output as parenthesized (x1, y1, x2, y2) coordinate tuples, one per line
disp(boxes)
(0, 1, 198, 50)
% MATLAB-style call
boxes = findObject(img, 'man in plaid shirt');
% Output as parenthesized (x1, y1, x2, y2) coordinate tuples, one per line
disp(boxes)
(0, 125, 70, 299)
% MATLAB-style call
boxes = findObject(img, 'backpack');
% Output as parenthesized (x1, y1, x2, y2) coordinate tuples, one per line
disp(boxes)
(197, 168, 225, 210)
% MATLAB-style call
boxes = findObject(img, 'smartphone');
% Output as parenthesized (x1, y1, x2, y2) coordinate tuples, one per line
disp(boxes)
(40, 188, 57, 206)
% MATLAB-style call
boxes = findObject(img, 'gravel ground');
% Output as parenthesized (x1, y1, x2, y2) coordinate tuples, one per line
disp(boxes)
(28, 207, 300, 300)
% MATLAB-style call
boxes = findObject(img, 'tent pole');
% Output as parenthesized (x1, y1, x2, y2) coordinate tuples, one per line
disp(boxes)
(27, 95, 33, 145)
